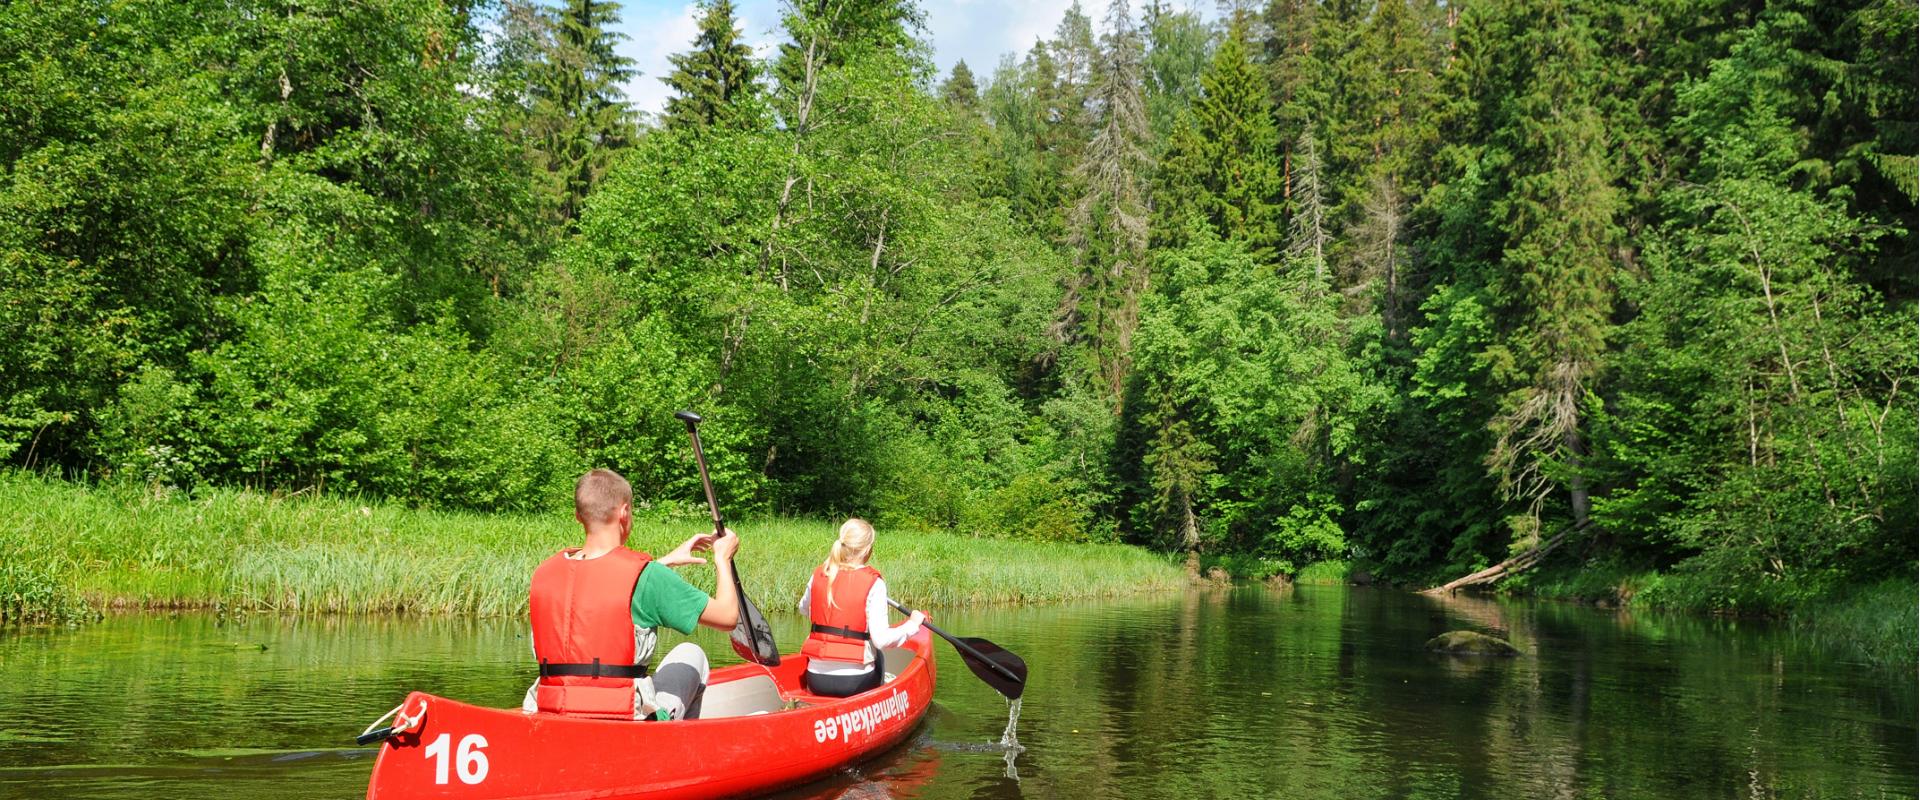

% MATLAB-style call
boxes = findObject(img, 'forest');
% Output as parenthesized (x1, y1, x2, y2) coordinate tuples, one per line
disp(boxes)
(2, 0, 1913, 612)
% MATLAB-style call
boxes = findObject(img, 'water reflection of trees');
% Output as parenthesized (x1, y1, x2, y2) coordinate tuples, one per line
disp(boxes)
(2, 591, 1910, 800)
(956, 587, 1913, 800)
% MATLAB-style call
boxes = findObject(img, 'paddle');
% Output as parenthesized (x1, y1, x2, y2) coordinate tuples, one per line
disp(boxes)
(888, 598, 1026, 700)
(676, 410, 780, 666)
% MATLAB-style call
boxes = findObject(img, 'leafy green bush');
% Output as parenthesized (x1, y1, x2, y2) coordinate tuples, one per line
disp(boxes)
(1121, 231, 1378, 562)
(966, 471, 1092, 541)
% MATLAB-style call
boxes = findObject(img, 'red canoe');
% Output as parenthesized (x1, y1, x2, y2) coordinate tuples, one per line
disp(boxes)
(364, 628, 936, 799)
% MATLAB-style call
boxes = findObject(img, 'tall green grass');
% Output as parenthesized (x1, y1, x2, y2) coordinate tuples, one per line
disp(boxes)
(1788, 578, 1917, 670)
(1293, 560, 1352, 586)
(0, 472, 1184, 622)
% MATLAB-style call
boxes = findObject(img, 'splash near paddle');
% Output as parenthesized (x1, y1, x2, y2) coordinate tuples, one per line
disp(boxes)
(675, 410, 779, 667)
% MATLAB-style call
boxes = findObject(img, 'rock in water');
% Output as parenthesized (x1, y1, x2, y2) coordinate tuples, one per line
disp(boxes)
(1426, 630, 1520, 657)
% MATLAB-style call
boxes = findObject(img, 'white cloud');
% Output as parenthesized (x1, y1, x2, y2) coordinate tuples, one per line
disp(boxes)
(922, 0, 1074, 79)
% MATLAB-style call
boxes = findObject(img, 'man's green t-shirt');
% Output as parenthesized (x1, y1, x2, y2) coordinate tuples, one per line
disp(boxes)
(630, 565, 709, 635)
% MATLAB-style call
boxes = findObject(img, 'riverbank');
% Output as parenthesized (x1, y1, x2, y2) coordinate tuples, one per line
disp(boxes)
(0, 472, 1186, 624)
(1509, 563, 1917, 671)
(1209, 552, 1915, 671)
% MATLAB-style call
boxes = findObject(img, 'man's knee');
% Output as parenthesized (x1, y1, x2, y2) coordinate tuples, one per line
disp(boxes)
(664, 642, 709, 675)
(651, 643, 711, 720)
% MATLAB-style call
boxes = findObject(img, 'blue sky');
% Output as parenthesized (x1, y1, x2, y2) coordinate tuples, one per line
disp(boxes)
(608, 0, 1216, 119)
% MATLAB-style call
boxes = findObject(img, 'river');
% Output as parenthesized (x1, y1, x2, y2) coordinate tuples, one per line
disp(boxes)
(0, 585, 1910, 799)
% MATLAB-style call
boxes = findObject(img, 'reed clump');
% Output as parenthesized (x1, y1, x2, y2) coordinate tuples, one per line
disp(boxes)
(0, 472, 1184, 622)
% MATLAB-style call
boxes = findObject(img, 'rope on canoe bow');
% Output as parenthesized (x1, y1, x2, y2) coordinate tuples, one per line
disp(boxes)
(361, 698, 428, 741)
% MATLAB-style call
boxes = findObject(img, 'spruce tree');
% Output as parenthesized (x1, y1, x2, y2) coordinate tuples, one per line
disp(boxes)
(1475, 1, 1623, 527)
(1062, 0, 1153, 405)
(939, 60, 980, 112)
(527, 0, 639, 223)
(662, 0, 762, 132)
(1011, 40, 1073, 243)
(1157, 30, 1284, 260)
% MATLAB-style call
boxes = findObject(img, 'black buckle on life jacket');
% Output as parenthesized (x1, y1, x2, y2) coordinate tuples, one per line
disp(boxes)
(539, 657, 648, 679)
(809, 623, 871, 641)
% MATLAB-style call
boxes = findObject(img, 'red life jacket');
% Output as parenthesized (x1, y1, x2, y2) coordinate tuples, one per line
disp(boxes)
(802, 564, 882, 664)
(528, 546, 652, 718)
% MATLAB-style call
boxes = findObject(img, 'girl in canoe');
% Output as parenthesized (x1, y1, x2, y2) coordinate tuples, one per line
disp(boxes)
(798, 518, 927, 697)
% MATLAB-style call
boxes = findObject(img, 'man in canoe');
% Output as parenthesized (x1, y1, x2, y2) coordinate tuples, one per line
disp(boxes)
(522, 468, 741, 721)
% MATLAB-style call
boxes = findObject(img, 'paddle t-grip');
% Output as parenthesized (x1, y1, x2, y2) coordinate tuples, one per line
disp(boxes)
(675, 410, 725, 535)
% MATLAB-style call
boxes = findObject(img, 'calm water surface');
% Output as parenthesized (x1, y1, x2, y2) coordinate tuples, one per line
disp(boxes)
(0, 586, 1911, 799)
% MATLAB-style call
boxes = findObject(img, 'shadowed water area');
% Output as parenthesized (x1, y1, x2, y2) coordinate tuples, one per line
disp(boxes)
(0, 585, 1911, 799)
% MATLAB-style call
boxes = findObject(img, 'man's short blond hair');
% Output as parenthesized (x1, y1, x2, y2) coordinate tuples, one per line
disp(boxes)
(575, 469, 632, 524)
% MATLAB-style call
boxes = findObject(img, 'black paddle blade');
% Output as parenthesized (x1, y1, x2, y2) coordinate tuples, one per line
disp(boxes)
(728, 568, 780, 666)
(955, 636, 1027, 700)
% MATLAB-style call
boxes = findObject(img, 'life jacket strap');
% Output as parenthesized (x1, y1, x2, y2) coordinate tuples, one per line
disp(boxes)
(539, 657, 648, 679)
(810, 623, 870, 641)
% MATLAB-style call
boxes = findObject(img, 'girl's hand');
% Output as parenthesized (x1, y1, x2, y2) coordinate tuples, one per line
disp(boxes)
(909, 610, 928, 626)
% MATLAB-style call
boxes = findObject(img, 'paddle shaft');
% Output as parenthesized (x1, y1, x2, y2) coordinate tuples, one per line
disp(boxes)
(676, 411, 726, 537)
(676, 410, 779, 668)
(887, 599, 1024, 686)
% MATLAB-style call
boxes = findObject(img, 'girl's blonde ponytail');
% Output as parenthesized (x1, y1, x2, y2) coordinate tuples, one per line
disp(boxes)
(822, 518, 875, 608)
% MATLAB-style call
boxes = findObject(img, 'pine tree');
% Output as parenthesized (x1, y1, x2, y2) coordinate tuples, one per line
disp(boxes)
(1049, 2, 1099, 104)
(1060, 0, 1154, 405)
(1041, 2, 1099, 207)
(662, 0, 763, 132)
(1263, 0, 1325, 140)
(939, 60, 980, 112)
(1329, 1, 1448, 317)
(1142, 3, 1213, 145)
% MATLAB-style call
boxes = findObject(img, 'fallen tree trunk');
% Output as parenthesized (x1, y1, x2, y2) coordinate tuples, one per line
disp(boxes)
(1422, 520, 1592, 594)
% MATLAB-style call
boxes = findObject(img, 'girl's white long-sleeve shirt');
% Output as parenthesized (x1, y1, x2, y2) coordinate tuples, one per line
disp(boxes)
(797, 575, 923, 674)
